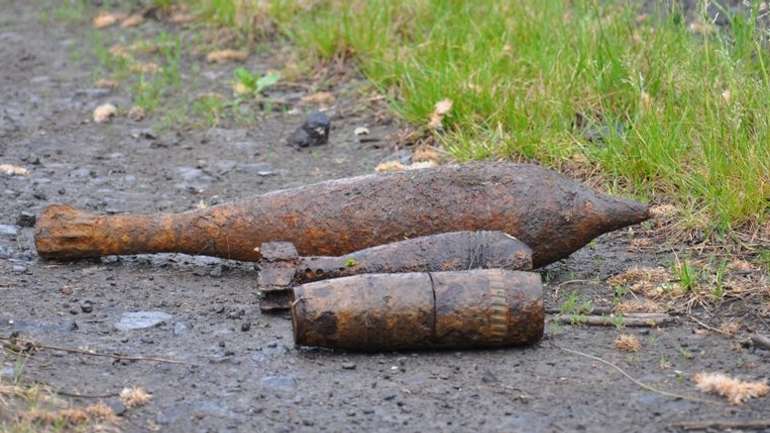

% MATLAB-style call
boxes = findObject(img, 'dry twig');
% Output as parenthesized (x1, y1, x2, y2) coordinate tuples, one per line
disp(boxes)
(751, 334, 770, 350)
(1, 336, 187, 365)
(556, 345, 719, 404)
(552, 314, 675, 327)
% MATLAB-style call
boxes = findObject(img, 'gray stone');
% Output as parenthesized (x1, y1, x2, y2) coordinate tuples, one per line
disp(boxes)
(115, 311, 172, 331)
(1, 366, 15, 379)
(261, 375, 297, 392)
(237, 162, 274, 176)
(173, 321, 189, 336)
(0, 224, 18, 236)
(175, 166, 214, 192)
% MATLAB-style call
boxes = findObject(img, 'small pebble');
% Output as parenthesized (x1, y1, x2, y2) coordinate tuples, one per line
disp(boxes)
(288, 111, 331, 148)
(241, 322, 251, 332)
(12, 265, 26, 273)
(16, 211, 36, 227)
(341, 362, 356, 370)
(80, 301, 93, 314)
(0, 224, 18, 237)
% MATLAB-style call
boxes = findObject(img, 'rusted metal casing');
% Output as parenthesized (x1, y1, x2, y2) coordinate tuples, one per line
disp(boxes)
(258, 231, 533, 311)
(291, 269, 544, 351)
(35, 163, 649, 267)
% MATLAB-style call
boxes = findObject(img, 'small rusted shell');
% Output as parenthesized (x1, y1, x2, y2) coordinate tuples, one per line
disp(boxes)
(291, 269, 544, 351)
(296, 230, 533, 283)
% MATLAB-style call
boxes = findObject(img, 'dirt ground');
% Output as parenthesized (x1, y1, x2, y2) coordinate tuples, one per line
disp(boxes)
(2, 1, 770, 432)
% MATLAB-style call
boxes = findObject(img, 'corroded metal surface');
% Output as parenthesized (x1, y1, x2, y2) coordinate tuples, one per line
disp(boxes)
(291, 269, 544, 351)
(258, 231, 533, 311)
(35, 163, 649, 267)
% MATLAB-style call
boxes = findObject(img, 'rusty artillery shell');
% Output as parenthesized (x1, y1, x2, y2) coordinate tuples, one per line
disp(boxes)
(35, 163, 649, 267)
(258, 231, 533, 311)
(291, 269, 544, 351)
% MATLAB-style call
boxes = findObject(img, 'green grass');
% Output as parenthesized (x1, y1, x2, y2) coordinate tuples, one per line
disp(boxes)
(186, 0, 770, 232)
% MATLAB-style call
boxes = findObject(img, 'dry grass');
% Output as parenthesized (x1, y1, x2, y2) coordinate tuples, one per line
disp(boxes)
(206, 49, 248, 63)
(718, 321, 742, 336)
(693, 372, 769, 405)
(119, 386, 151, 408)
(0, 164, 30, 177)
(614, 334, 641, 352)
(1, 378, 119, 432)
(93, 103, 117, 123)
(608, 266, 674, 298)
(374, 160, 437, 173)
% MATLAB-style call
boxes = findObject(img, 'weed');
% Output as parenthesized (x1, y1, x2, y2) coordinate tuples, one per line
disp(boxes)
(673, 258, 699, 292)
(611, 315, 625, 329)
(191, 94, 227, 126)
(233, 68, 280, 96)
(711, 260, 728, 300)
(679, 347, 694, 360)
(612, 284, 629, 304)
(757, 250, 770, 270)
(560, 292, 593, 325)
(560, 292, 593, 316)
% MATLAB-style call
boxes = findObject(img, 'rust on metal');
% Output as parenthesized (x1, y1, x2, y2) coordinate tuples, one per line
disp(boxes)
(35, 163, 649, 267)
(290, 269, 544, 351)
(258, 231, 533, 311)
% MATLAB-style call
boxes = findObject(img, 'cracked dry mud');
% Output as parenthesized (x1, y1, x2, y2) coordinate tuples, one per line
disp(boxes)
(1, 2, 769, 432)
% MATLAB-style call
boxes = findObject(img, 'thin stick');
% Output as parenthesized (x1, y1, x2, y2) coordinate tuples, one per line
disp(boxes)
(688, 315, 731, 336)
(55, 390, 119, 399)
(671, 419, 770, 431)
(0, 336, 187, 365)
(556, 344, 719, 405)
(545, 307, 613, 315)
(751, 334, 770, 350)
(551, 314, 675, 327)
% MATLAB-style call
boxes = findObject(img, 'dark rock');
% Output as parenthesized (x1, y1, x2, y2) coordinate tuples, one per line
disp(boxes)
(80, 301, 93, 314)
(288, 111, 330, 148)
(16, 211, 36, 227)
(241, 322, 251, 332)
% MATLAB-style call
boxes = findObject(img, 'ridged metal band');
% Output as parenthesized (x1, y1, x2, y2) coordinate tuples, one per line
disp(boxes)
(487, 270, 509, 343)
